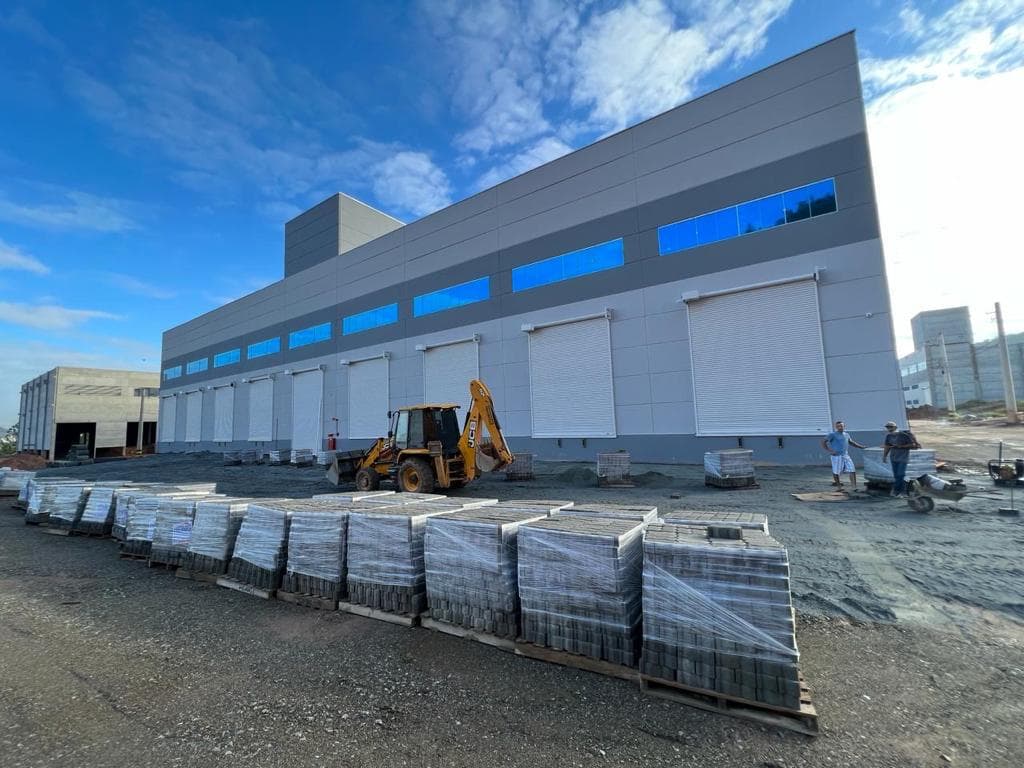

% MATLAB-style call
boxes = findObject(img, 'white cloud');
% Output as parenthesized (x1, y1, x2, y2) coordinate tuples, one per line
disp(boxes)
(475, 136, 574, 190)
(371, 151, 453, 217)
(0, 239, 49, 275)
(99, 272, 177, 300)
(868, 67, 1024, 354)
(0, 190, 138, 232)
(0, 301, 121, 331)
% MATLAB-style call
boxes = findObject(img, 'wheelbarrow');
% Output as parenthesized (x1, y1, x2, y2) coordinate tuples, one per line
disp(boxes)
(904, 474, 969, 513)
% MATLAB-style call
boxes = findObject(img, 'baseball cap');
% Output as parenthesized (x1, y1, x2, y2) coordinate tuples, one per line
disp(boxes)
(884, 421, 898, 428)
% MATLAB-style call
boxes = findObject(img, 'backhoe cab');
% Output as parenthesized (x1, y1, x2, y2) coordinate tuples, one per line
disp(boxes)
(326, 379, 513, 493)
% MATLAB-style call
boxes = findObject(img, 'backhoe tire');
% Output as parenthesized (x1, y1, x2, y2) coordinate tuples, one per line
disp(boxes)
(355, 467, 380, 492)
(397, 458, 435, 494)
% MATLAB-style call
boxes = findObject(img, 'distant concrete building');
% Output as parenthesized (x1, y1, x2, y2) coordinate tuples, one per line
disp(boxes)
(899, 307, 1024, 409)
(17, 367, 160, 460)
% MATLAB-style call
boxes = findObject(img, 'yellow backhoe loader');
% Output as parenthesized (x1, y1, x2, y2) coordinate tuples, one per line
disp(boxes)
(326, 379, 514, 493)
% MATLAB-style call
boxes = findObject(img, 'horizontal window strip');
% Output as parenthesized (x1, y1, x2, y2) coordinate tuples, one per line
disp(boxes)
(213, 348, 241, 367)
(163, 366, 182, 381)
(186, 358, 208, 375)
(289, 321, 332, 349)
(247, 337, 281, 359)
(658, 178, 837, 256)
(343, 303, 398, 335)
(512, 238, 624, 292)
(413, 276, 490, 317)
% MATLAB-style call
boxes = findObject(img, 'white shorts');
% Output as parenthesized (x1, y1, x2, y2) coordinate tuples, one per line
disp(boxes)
(831, 454, 855, 474)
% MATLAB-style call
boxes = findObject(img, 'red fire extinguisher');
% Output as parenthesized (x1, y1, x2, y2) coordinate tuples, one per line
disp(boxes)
(326, 433, 336, 450)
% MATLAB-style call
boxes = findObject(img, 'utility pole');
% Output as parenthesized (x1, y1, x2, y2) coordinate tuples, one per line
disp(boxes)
(995, 302, 1020, 423)
(938, 333, 957, 416)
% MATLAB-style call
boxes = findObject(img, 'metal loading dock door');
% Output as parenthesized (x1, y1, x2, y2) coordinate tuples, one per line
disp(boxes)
(687, 278, 832, 435)
(248, 378, 274, 442)
(424, 340, 478, 421)
(347, 357, 388, 440)
(527, 315, 616, 438)
(213, 385, 234, 442)
(290, 369, 323, 451)
(185, 391, 203, 443)
(159, 396, 176, 443)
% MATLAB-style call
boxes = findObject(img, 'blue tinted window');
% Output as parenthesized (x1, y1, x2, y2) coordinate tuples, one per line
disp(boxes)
(413, 277, 490, 317)
(784, 186, 812, 223)
(342, 303, 398, 335)
(214, 349, 240, 368)
(289, 322, 332, 349)
(658, 218, 698, 255)
(807, 179, 837, 217)
(186, 358, 208, 375)
(247, 337, 281, 359)
(738, 194, 786, 234)
(512, 238, 624, 292)
(163, 366, 182, 381)
(696, 208, 738, 245)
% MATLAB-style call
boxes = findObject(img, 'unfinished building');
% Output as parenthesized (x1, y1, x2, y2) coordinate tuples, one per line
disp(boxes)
(17, 367, 160, 460)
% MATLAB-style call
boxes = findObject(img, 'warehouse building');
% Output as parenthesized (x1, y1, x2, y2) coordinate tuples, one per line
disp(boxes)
(17, 367, 160, 459)
(899, 306, 1024, 409)
(158, 32, 905, 464)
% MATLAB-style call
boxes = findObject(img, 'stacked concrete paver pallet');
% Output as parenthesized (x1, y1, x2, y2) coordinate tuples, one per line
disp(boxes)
(75, 484, 135, 535)
(518, 516, 645, 666)
(424, 506, 547, 638)
(47, 482, 93, 530)
(641, 524, 802, 709)
(346, 498, 487, 616)
(23, 478, 77, 524)
(226, 499, 325, 591)
(280, 499, 354, 601)
(662, 510, 769, 535)
(704, 449, 756, 487)
(553, 503, 658, 524)
(151, 497, 201, 566)
(863, 447, 936, 484)
(184, 498, 255, 576)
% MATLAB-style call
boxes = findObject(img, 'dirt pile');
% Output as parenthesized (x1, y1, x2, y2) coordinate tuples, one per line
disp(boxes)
(0, 453, 47, 470)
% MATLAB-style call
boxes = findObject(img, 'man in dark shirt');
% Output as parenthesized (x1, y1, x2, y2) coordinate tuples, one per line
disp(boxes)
(882, 420, 920, 496)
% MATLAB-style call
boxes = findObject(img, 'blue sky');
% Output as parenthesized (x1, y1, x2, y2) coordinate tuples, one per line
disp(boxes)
(1, 0, 1022, 426)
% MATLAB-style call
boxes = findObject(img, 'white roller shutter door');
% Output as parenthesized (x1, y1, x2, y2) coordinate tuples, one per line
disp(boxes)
(213, 386, 234, 442)
(528, 316, 616, 438)
(159, 396, 176, 443)
(185, 390, 203, 443)
(687, 278, 832, 435)
(347, 357, 388, 439)
(424, 340, 478, 419)
(248, 378, 274, 441)
(95, 421, 127, 448)
(291, 370, 324, 451)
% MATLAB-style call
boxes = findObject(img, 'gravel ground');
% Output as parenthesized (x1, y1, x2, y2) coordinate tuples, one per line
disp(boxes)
(2, 429, 1023, 767)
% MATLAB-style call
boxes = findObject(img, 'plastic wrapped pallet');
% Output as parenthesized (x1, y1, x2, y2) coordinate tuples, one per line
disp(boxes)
(290, 448, 314, 466)
(184, 498, 258, 576)
(553, 503, 658, 525)
(517, 516, 645, 666)
(47, 482, 93, 529)
(1, 469, 34, 494)
(425, 507, 547, 637)
(313, 491, 395, 503)
(704, 449, 756, 488)
(268, 449, 291, 465)
(863, 447, 936, 483)
(504, 452, 534, 481)
(150, 497, 201, 566)
(641, 524, 801, 709)
(281, 508, 349, 600)
(315, 450, 337, 467)
(597, 452, 631, 485)
(662, 510, 769, 535)
(226, 500, 304, 590)
(76, 485, 133, 536)
(223, 451, 241, 466)
(346, 505, 456, 616)
(118, 488, 218, 554)
(112, 484, 217, 541)
(24, 478, 78, 524)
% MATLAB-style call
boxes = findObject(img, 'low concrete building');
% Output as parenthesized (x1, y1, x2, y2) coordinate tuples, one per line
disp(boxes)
(17, 367, 160, 460)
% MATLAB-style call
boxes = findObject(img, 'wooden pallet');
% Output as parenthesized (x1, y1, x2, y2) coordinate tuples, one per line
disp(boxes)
(147, 560, 178, 571)
(216, 577, 275, 600)
(174, 568, 221, 584)
(420, 616, 515, 652)
(513, 641, 640, 683)
(277, 590, 338, 611)
(118, 552, 149, 561)
(705, 475, 759, 490)
(42, 527, 71, 536)
(639, 674, 818, 736)
(337, 601, 419, 627)
(69, 530, 110, 539)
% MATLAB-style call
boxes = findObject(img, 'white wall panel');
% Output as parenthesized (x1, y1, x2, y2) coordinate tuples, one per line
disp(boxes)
(347, 357, 388, 439)
(291, 369, 323, 451)
(213, 385, 234, 442)
(424, 340, 479, 420)
(248, 379, 274, 441)
(185, 391, 203, 443)
(159, 396, 176, 443)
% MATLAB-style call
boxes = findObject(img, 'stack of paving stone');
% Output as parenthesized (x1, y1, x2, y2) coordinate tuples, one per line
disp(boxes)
(597, 452, 632, 486)
(313, 490, 396, 503)
(346, 504, 459, 616)
(640, 523, 801, 709)
(222, 451, 241, 466)
(517, 516, 645, 666)
(117, 486, 218, 552)
(268, 450, 291, 465)
(704, 449, 756, 487)
(184, 498, 256, 576)
(553, 503, 658, 525)
(112, 484, 217, 541)
(863, 447, 936, 484)
(1, 469, 34, 494)
(226, 499, 303, 590)
(662, 509, 769, 535)
(150, 497, 201, 566)
(75, 484, 134, 536)
(239, 449, 259, 464)
(503, 453, 534, 481)
(424, 507, 547, 637)
(47, 481, 94, 530)
(315, 450, 337, 467)
(290, 448, 315, 466)
(23, 478, 78, 524)
(281, 502, 351, 600)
